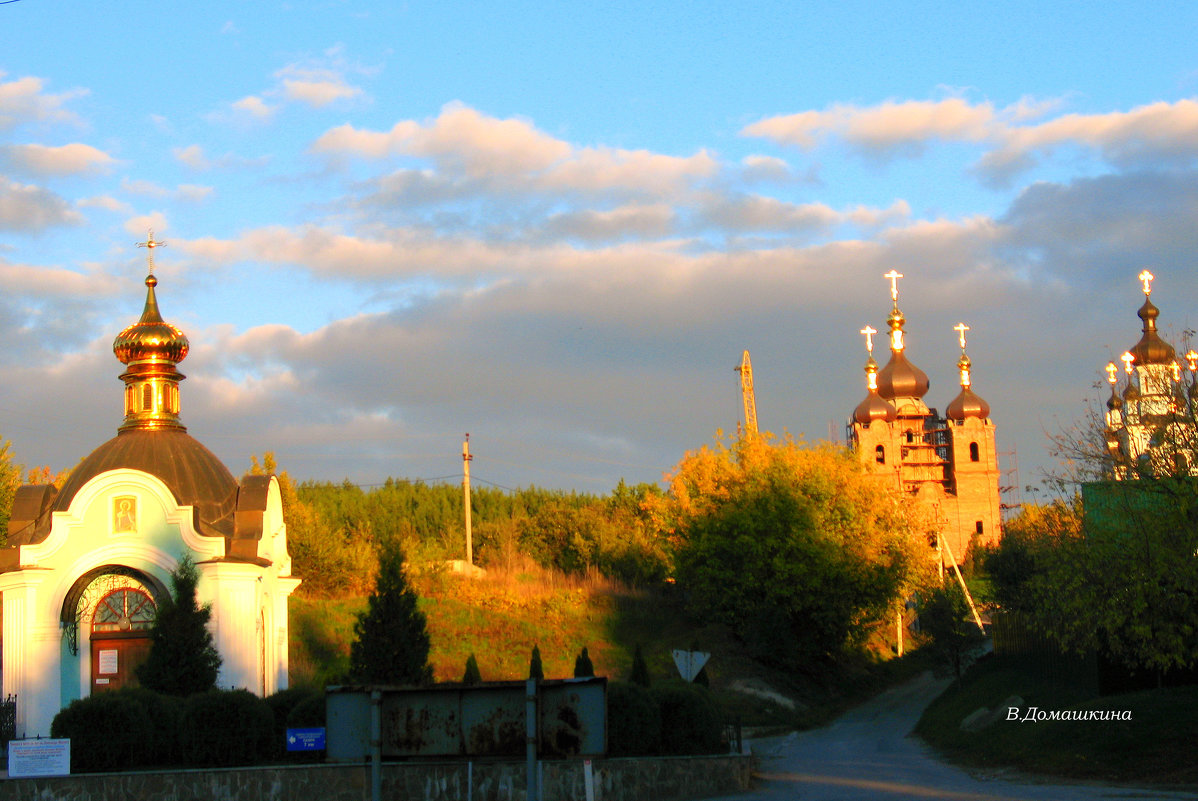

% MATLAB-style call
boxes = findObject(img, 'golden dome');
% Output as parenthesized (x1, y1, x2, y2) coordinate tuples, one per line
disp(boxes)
(877, 351, 930, 400)
(1128, 297, 1176, 367)
(946, 387, 990, 421)
(113, 274, 190, 365)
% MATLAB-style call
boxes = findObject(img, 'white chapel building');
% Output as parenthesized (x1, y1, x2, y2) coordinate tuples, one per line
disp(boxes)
(0, 240, 300, 736)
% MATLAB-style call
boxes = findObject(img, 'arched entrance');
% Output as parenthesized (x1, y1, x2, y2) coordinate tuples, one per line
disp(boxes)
(60, 566, 167, 694)
(90, 586, 155, 692)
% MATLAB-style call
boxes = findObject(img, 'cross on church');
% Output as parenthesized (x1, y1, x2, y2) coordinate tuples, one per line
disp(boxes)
(860, 325, 877, 353)
(884, 270, 903, 302)
(954, 322, 970, 350)
(1187, 350, 1198, 372)
(1121, 351, 1135, 375)
(1138, 269, 1154, 295)
(1105, 362, 1118, 384)
(136, 230, 166, 274)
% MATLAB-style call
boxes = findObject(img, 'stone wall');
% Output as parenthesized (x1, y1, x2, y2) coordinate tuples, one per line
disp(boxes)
(0, 754, 751, 801)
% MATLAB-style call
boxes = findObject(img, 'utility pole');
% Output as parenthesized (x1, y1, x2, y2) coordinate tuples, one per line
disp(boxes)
(463, 434, 473, 568)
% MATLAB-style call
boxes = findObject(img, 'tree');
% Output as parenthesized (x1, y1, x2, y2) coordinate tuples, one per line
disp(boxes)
(462, 653, 482, 685)
(348, 545, 433, 685)
(666, 433, 932, 667)
(919, 582, 985, 683)
(573, 646, 594, 677)
(528, 645, 544, 680)
(629, 643, 651, 687)
(136, 556, 221, 696)
(0, 436, 24, 544)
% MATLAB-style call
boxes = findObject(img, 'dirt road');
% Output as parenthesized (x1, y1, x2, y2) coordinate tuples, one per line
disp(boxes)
(702, 671, 1198, 801)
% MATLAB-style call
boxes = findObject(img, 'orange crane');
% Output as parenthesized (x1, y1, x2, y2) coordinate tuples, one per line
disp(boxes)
(735, 350, 758, 437)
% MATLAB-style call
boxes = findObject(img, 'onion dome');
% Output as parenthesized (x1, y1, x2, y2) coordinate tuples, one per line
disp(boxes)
(113, 274, 190, 366)
(1123, 381, 1140, 402)
(1107, 384, 1124, 411)
(854, 355, 898, 424)
(877, 351, 930, 400)
(946, 352, 990, 421)
(1129, 297, 1176, 366)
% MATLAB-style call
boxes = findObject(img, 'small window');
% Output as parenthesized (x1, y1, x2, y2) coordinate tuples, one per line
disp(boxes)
(905, 430, 914, 444)
(142, 384, 153, 411)
(969, 442, 980, 462)
(975, 521, 984, 536)
(875, 445, 885, 464)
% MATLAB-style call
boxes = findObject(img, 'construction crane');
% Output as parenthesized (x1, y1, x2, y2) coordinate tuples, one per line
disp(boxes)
(735, 350, 759, 437)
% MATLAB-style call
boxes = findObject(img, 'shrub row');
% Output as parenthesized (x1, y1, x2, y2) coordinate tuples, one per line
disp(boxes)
(607, 680, 724, 756)
(50, 687, 325, 773)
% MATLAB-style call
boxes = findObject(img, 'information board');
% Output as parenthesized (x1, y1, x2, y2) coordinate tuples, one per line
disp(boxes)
(8, 739, 71, 777)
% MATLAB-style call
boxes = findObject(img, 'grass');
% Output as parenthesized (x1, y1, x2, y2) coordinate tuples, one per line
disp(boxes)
(288, 555, 940, 731)
(915, 653, 1198, 785)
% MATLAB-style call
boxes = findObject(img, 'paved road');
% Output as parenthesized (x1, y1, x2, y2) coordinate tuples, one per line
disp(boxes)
(703, 671, 1198, 801)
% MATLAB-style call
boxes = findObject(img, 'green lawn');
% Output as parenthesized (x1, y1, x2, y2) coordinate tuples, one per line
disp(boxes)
(915, 654, 1198, 785)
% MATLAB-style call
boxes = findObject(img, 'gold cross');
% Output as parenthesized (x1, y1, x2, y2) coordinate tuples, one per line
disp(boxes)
(860, 325, 877, 353)
(953, 322, 970, 350)
(136, 230, 167, 274)
(1187, 350, 1198, 372)
(1105, 362, 1118, 384)
(884, 270, 903, 302)
(1121, 351, 1135, 375)
(1138, 269, 1154, 295)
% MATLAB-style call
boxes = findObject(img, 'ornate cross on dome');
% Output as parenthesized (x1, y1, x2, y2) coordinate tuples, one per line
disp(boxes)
(860, 325, 877, 354)
(1105, 362, 1118, 384)
(1138, 269, 1154, 295)
(1121, 351, 1135, 375)
(954, 322, 970, 351)
(884, 270, 903, 303)
(1187, 349, 1198, 372)
(136, 230, 167, 275)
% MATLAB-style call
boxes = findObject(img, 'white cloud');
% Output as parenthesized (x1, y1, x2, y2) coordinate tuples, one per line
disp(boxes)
(77, 195, 133, 214)
(231, 95, 276, 121)
(123, 212, 169, 237)
(0, 143, 113, 176)
(0, 177, 84, 231)
(174, 144, 211, 170)
(0, 73, 86, 131)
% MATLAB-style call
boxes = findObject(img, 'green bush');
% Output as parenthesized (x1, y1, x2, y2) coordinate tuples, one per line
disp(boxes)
(287, 693, 327, 728)
(266, 687, 321, 756)
(181, 689, 274, 767)
(117, 687, 183, 766)
(651, 681, 724, 755)
(607, 681, 661, 756)
(51, 692, 151, 773)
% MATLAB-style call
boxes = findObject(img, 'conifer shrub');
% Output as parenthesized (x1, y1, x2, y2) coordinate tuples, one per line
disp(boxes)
(287, 693, 327, 728)
(573, 646, 595, 677)
(349, 545, 433, 685)
(650, 681, 724, 755)
(181, 689, 274, 767)
(629, 643, 651, 687)
(529, 644, 545, 680)
(462, 653, 482, 685)
(136, 556, 221, 696)
(51, 691, 151, 773)
(607, 681, 661, 756)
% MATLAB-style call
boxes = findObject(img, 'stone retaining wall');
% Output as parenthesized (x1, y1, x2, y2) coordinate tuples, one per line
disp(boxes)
(0, 754, 752, 801)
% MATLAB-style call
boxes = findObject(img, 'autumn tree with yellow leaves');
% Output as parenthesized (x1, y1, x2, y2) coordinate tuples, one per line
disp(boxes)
(659, 433, 933, 668)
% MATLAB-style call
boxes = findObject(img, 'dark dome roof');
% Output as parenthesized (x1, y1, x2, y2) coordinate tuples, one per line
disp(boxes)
(1129, 298, 1176, 366)
(877, 350, 930, 400)
(54, 428, 237, 537)
(946, 386, 990, 421)
(1106, 386, 1123, 410)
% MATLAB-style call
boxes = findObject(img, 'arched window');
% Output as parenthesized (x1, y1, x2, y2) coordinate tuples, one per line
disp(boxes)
(969, 442, 980, 462)
(905, 430, 914, 444)
(142, 384, 153, 411)
(975, 521, 984, 536)
(92, 588, 156, 633)
(875, 445, 885, 464)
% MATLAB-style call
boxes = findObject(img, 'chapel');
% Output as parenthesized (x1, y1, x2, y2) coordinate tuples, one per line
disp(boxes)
(848, 271, 1002, 566)
(1102, 271, 1198, 478)
(0, 236, 299, 737)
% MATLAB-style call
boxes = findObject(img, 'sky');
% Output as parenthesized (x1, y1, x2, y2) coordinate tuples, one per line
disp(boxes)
(2, 1, 1198, 500)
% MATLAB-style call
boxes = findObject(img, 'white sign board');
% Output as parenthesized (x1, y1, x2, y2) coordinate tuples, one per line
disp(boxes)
(8, 738, 71, 777)
(671, 649, 710, 682)
(98, 649, 118, 674)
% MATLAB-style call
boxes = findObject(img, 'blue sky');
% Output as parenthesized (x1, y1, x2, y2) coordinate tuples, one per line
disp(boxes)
(2, 0, 1197, 497)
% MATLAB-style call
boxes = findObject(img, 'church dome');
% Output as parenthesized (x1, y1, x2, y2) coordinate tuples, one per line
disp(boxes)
(113, 275, 190, 365)
(854, 392, 898, 424)
(877, 351, 930, 400)
(1129, 298, 1176, 367)
(946, 387, 990, 420)
(1107, 385, 1124, 411)
(53, 428, 237, 537)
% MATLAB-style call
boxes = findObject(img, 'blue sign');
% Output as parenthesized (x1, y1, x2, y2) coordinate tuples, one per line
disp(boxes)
(286, 727, 326, 752)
